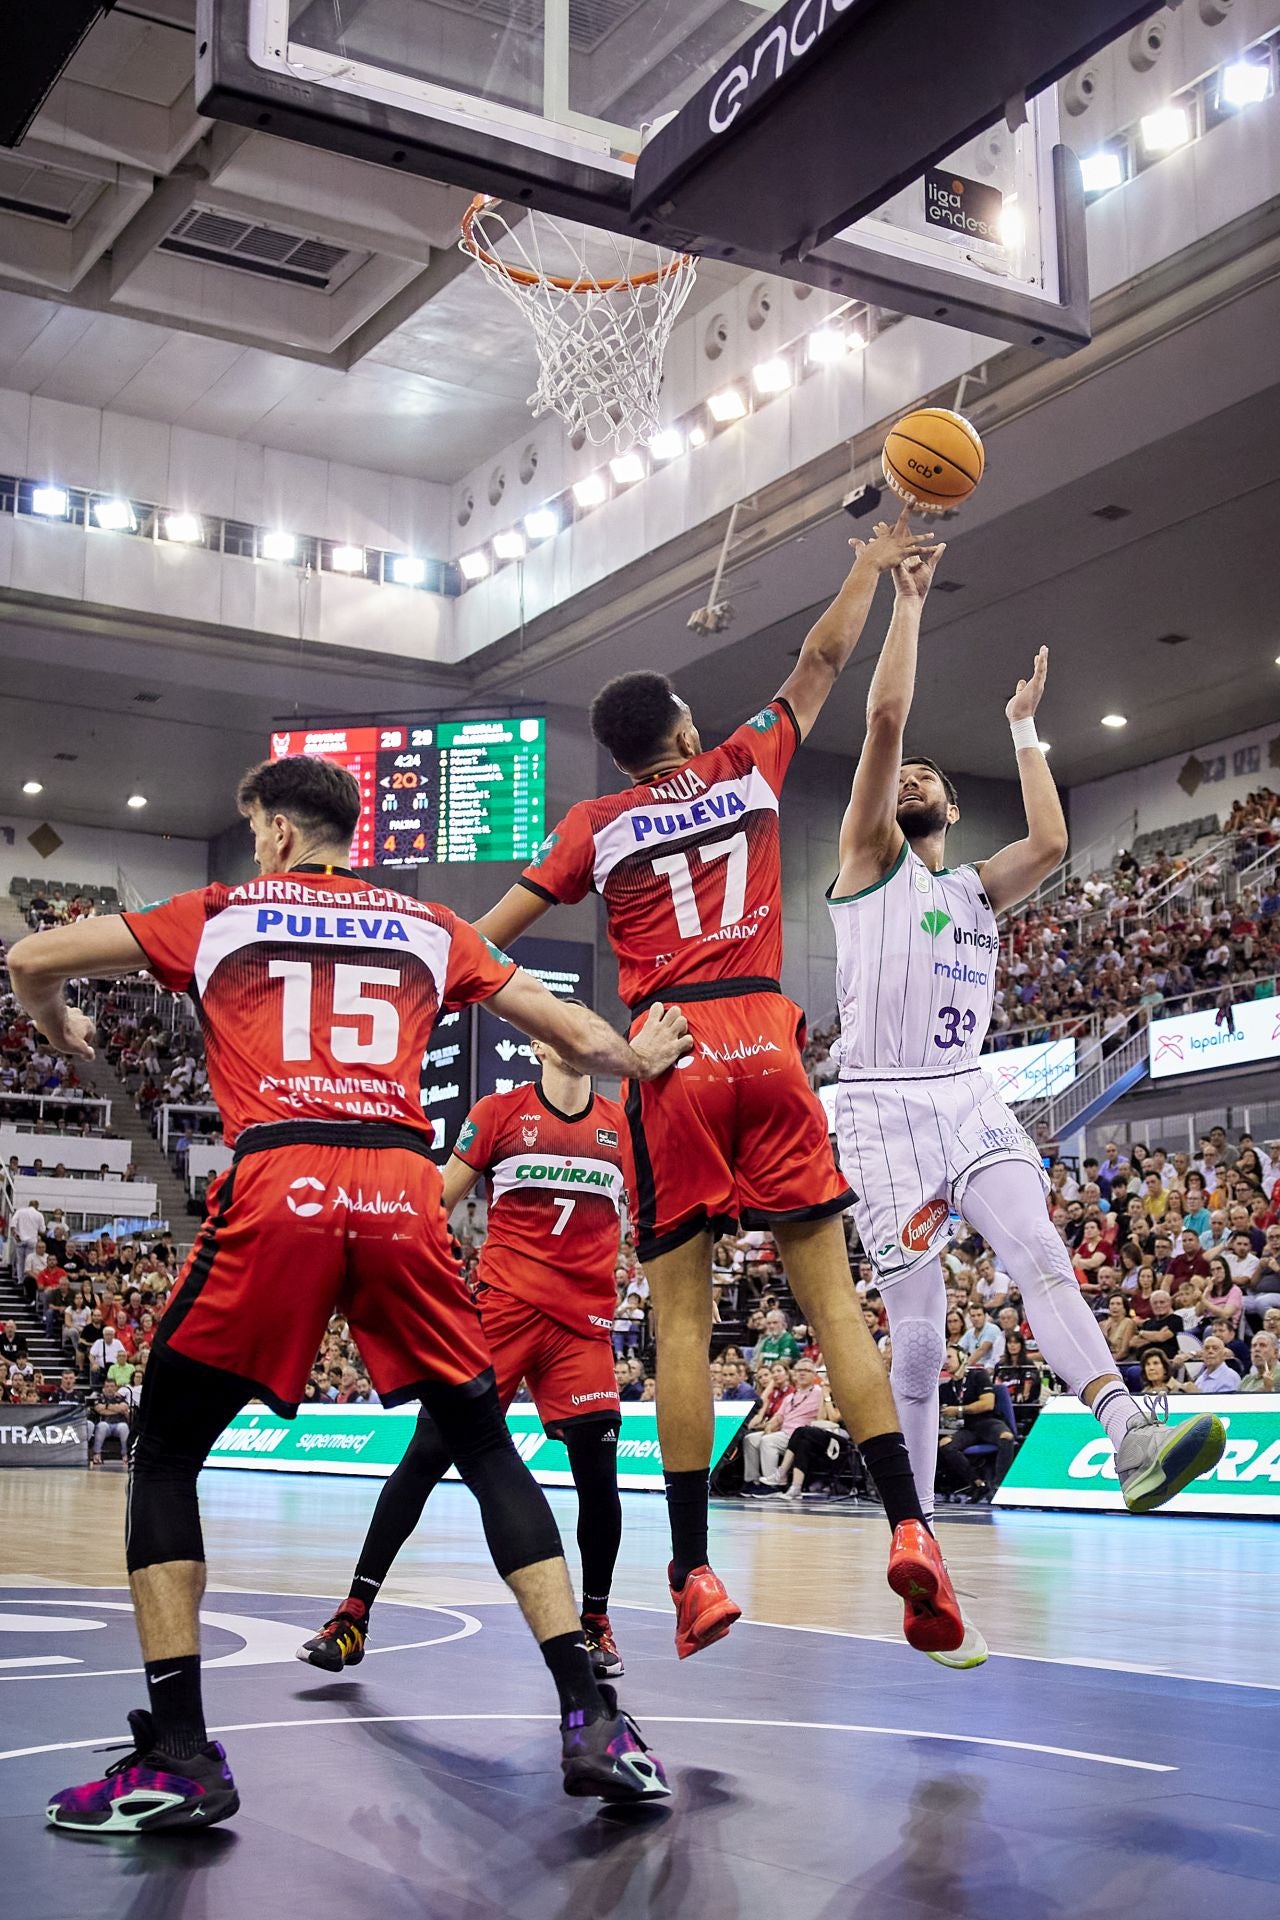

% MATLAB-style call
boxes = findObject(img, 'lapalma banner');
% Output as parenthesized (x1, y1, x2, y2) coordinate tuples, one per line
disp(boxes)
(0, 1401, 90, 1468)
(995, 1395, 1280, 1515)
(206, 1401, 748, 1492)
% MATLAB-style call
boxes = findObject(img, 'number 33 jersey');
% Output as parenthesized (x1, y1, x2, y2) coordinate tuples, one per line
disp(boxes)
(451, 1084, 632, 1337)
(827, 841, 999, 1075)
(123, 866, 515, 1144)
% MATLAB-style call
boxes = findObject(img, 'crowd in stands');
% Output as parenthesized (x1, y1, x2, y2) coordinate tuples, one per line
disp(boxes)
(11, 875, 119, 930)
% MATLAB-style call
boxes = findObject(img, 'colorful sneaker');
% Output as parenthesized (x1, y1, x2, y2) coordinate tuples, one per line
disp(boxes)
(297, 1601, 368, 1672)
(581, 1611, 624, 1680)
(887, 1520, 965, 1655)
(561, 1685, 670, 1804)
(46, 1709, 239, 1836)
(1116, 1401, 1226, 1514)
(669, 1562, 742, 1659)
(926, 1600, 989, 1670)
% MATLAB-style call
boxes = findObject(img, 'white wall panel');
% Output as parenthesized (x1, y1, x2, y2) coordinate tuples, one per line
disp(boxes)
(27, 396, 100, 490)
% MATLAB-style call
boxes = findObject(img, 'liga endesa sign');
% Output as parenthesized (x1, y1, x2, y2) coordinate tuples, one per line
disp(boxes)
(995, 1396, 1280, 1516)
(0, 1402, 89, 1467)
(206, 1402, 748, 1492)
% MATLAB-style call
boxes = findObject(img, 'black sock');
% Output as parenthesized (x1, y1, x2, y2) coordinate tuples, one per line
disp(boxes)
(859, 1431, 929, 1533)
(664, 1468, 709, 1588)
(541, 1629, 606, 1724)
(344, 1579, 379, 1618)
(582, 1593, 610, 1617)
(144, 1653, 207, 1759)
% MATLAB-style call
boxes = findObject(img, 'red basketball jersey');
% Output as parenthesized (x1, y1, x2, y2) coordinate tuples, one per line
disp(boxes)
(520, 699, 800, 1007)
(123, 867, 515, 1145)
(452, 1082, 632, 1337)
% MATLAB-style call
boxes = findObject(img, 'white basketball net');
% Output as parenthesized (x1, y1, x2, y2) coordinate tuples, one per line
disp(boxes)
(460, 197, 698, 452)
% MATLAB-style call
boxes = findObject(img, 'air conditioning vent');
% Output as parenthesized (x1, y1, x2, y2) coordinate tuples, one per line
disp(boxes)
(0, 154, 90, 226)
(53, 752, 78, 762)
(158, 209, 362, 290)
(1154, 632, 1190, 646)
(1091, 504, 1130, 521)
(132, 691, 162, 703)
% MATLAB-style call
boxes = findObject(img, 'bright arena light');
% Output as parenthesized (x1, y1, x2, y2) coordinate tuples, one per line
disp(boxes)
(1079, 150, 1125, 194)
(752, 357, 793, 395)
(997, 202, 1025, 249)
(610, 451, 646, 484)
(1101, 713, 1128, 729)
(31, 485, 68, 517)
(707, 386, 748, 423)
(391, 554, 426, 585)
(22, 780, 43, 795)
(649, 429, 685, 462)
(127, 794, 148, 810)
(1141, 105, 1190, 153)
(687, 424, 708, 448)
(525, 507, 561, 541)
(260, 530, 297, 562)
(807, 327, 852, 364)
(493, 529, 527, 560)
(1221, 60, 1270, 109)
(163, 511, 202, 543)
(458, 548, 491, 581)
(572, 472, 609, 508)
(92, 497, 136, 532)
(330, 544, 365, 572)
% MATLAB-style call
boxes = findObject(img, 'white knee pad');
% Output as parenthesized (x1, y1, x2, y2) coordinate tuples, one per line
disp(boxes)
(890, 1317, 947, 1404)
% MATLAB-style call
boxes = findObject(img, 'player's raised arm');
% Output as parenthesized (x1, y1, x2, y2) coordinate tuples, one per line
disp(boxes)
(486, 969, 690, 1082)
(832, 535, 946, 895)
(976, 647, 1068, 914)
(775, 508, 936, 740)
(7, 916, 151, 1059)
(475, 882, 551, 950)
(440, 1155, 482, 1215)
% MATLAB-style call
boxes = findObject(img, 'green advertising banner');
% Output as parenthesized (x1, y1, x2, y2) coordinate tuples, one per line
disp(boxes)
(995, 1394, 1280, 1516)
(206, 1401, 749, 1492)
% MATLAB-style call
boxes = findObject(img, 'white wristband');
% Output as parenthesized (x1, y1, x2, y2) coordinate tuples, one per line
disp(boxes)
(1010, 716, 1040, 753)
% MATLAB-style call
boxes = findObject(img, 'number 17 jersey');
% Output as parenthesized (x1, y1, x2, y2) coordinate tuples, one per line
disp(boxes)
(828, 841, 999, 1074)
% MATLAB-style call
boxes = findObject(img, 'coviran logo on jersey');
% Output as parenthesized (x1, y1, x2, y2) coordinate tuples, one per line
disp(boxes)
(515, 1163, 619, 1189)
(900, 1197, 949, 1252)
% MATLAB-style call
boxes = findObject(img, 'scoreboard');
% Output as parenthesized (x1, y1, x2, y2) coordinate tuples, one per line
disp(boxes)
(269, 716, 546, 868)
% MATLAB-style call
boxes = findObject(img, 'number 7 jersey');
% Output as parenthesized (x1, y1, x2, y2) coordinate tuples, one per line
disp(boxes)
(123, 866, 515, 1144)
(520, 700, 800, 1007)
(827, 841, 999, 1074)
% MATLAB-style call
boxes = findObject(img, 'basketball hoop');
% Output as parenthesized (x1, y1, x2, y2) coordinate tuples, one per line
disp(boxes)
(460, 196, 697, 453)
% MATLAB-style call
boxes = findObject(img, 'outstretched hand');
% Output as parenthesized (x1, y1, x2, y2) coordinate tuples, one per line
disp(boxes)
(849, 506, 938, 577)
(1006, 645, 1049, 722)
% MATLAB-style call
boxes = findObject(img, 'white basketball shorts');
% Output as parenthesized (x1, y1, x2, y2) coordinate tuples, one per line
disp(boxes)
(833, 1064, 1048, 1284)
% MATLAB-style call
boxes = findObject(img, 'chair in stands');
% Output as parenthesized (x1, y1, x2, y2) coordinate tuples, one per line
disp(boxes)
(957, 1381, 1020, 1498)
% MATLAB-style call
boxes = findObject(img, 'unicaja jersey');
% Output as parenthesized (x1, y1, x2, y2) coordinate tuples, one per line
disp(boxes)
(828, 841, 998, 1074)
(453, 1083, 631, 1337)
(520, 700, 800, 1007)
(123, 867, 515, 1145)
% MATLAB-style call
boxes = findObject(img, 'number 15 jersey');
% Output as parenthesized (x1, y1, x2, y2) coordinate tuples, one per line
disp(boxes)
(521, 700, 800, 1008)
(828, 841, 999, 1074)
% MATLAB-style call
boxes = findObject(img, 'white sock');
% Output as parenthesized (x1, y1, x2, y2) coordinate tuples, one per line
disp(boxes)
(1090, 1380, 1144, 1451)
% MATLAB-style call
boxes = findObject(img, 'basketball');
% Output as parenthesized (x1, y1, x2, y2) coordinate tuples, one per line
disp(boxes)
(882, 407, 985, 512)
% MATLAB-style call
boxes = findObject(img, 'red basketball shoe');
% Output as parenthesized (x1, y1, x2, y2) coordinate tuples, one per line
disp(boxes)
(669, 1563, 742, 1659)
(887, 1520, 965, 1654)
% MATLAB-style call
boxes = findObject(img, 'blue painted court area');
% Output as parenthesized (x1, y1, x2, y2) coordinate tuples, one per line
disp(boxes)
(1, 1575, 1276, 1920)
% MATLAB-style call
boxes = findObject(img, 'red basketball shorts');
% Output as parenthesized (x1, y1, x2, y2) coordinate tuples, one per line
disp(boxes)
(624, 986, 852, 1259)
(479, 1282, 621, 1432)
(157, 1138, 490, 1415)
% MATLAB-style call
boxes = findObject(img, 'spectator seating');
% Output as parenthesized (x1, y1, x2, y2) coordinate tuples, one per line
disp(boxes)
(1130, 814, 1220, 863)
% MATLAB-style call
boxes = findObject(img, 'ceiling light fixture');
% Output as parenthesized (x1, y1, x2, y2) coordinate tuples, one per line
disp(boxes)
(807, 327, 850, 364)
(127, 794, 148, 809)
(162, 511, 202, 543)
(1079, 150, 1124, 194)
(330, 544, 365, 573)
(92, 497, 137, 532)
(493, 529, 527, 561)
(708, 386, 748, 423)
(525, 507, 560, 541)
(1101, 713, 1128, 729)
(1220, 59, 1270, 109)
(260, 530, 297, 562)
(610, 451, 646, 484)
(1140, 104, 1190, 152)
(31, 485, 68, 518)
(22, 780, 43, 795)
(458, 548, 491, 581)
(649, 429, 685, 462)
(572, 472, 609, 508)
(391, 555, 426, 586)
(752, 357, 793, 395)
(687, 424, 708, 448)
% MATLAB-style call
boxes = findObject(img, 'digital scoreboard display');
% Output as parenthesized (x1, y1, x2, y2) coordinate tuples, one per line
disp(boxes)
(269, 717, 546, 868)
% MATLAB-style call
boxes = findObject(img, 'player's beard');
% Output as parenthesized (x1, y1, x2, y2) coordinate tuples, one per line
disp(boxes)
(897, 797, 950, 842)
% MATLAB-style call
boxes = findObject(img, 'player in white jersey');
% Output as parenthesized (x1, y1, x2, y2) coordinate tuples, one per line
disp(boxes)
(830, 536, 1226, 1668)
